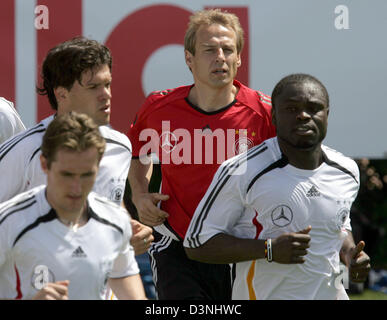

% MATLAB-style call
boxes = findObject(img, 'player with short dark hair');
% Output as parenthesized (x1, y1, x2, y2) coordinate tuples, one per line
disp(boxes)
(271, 73, 330, 110)
(184, 73, 371, 299)
(0, 112, 146, 300)
(37, 37, 112, 112)
(0, 36, 153, 298)
(0, 36, 124, 201)
(128, 8, 276, 299)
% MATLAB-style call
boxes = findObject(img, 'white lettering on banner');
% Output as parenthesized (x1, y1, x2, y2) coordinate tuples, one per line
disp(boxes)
(34, 5, 49, 30)
(334, 5, 349, 30)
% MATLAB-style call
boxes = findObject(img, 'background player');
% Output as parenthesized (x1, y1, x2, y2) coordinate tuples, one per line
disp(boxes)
(128, 9, 275, 299)
(0, 37, 153, 298)
(184, 73, 371, 299)
(0, 112, 146, 300)
(0, 97, 25, 144)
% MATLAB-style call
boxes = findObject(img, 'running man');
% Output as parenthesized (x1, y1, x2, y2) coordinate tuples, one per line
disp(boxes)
(184, 74, 371, 299)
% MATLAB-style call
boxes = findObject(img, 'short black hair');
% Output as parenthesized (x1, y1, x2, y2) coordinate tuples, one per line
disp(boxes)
(271, 73, 329, 109)
(37, 36, 112, 110)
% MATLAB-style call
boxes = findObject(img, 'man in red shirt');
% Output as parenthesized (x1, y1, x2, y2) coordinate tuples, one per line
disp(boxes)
(128, 8, 275, 299)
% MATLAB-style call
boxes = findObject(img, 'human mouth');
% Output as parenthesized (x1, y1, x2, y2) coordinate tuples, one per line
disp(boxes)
(294, 126, 314, 135)
(67, 194, 82, 201)
(212, 68, 227, 75)
(100, 105, 111, 113)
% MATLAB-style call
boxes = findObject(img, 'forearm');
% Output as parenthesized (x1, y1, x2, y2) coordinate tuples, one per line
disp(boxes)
(185, 233, 266, 264)
(108, 274, 147, 300)
(128, 158, 153, 203)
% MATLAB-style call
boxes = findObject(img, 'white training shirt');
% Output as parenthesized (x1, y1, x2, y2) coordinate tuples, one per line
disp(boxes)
(0, 115, 132, 204)
(0, 186, 139, 300)
(0, 98, 26, 145)
(184, 137, 360, 300)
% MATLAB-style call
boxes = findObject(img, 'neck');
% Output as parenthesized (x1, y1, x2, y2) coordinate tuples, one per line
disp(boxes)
(45, 191, 88, 228)
(188, 82, 238, 112)
(277, 138, 323, 170)
(56, 207, 88, 227)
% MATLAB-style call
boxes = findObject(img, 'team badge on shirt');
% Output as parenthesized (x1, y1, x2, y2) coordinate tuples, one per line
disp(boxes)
(335, 207, 349, 231)
(271, 205, 293, 227)
(111, 185, 124, 203)
(109, 178, 126, 203)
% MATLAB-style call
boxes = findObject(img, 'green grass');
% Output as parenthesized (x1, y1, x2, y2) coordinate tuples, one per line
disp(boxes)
(349, 289, 387, 300)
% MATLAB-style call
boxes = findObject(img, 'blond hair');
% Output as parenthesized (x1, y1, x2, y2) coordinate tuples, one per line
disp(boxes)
(184, 8, 244, 55)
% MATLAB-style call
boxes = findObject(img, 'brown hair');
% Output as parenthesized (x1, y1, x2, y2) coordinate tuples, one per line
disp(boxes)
(184, 8, 244, 55)
(41, 112, 106, 168)
(37, 36, 112, 110)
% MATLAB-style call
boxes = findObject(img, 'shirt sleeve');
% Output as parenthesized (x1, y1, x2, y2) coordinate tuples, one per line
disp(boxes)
(0, 141, 28, 203)
(184, 155, 246, 248)
(345, 161, 361, 232)
(127, 95, 159, 159)
(0, 100, 26, 145)
(109, 213, 139, 278)
(0, 207, 12, 268)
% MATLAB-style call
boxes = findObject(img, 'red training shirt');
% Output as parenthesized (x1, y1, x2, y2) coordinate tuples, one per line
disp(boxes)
(128, 80, 276, 239)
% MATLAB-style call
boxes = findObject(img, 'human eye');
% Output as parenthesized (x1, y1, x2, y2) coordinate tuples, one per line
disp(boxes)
(88, 84, 98, 90)
(285, 105, 298, 113)
(81, 171, 95, 178)
(61, 171, 73, 178)
(308, 103, 324, 113)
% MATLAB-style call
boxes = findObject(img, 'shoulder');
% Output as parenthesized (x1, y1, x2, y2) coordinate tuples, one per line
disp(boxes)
(99, 125, 132, 153)
(0, 98, 14, 114)
(234, 80, 271, 109)
(235, 81, 272, 116)
(215, 137, 280, 187)
(0, 186, 45, 232)
(146, 85, 190, 104)
(0, 117, 51, 162)
(322, 145, 360, 183)
(135, 85, 191, 119)
(88, 192, 130, 232)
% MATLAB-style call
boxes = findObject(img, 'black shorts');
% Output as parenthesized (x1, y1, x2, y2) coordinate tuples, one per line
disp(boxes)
(149, 231, 232, 300)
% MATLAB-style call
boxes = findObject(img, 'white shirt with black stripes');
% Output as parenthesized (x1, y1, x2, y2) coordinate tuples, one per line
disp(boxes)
(184, 137, 360, 300)
(0, 185, 139, 300)
(0, 115, 132, 204)
(0, 98, 26, 145)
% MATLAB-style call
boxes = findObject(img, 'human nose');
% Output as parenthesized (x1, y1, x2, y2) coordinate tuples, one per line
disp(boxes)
(69, 177, 82, 195)
(296, 110, 311, 121)
(215, 48, 225, 62)
(100, 86, 111, 100)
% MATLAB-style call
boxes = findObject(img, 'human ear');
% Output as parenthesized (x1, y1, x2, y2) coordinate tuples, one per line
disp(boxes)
(185, 50, 193, 66)
(40, 154, 49, 174)
(236, 54, 241, 67)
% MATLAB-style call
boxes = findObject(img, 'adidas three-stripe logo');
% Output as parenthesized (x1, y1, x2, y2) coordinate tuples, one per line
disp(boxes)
(306, 185, 320, 197)
(71, 246, 87, 258)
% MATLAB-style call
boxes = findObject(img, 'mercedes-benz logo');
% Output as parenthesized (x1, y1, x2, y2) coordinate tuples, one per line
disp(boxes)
(159, 131, 178, 153)
(271, 205, 293, 227)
